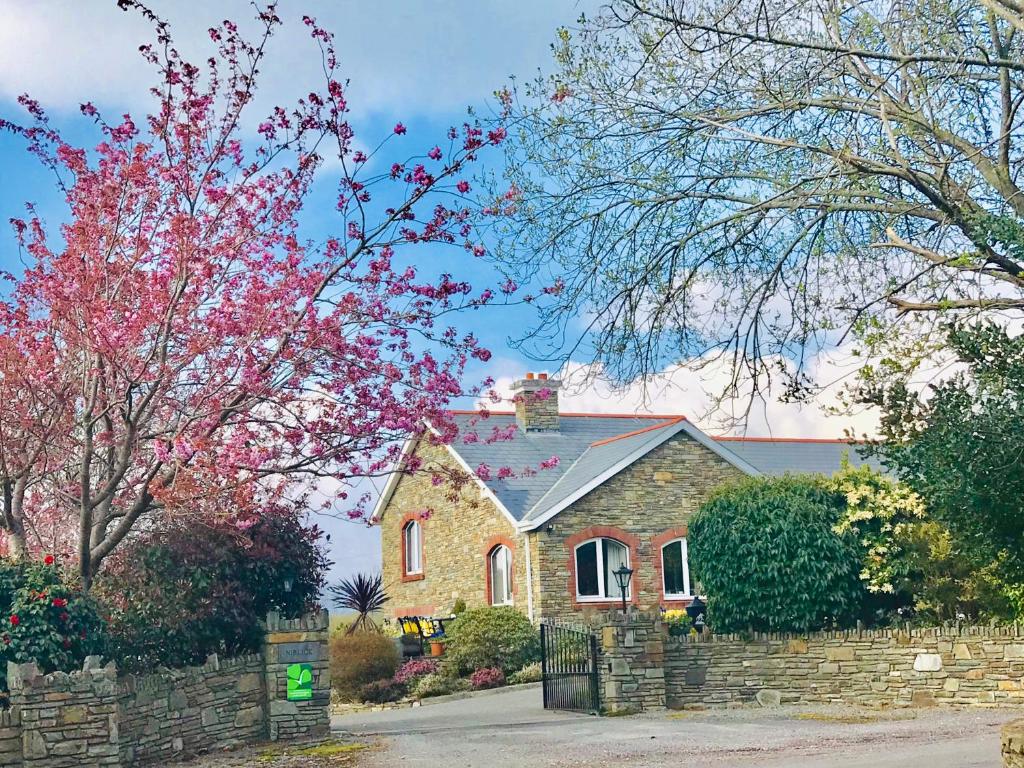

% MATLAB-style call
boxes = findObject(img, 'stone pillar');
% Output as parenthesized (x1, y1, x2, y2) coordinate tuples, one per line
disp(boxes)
(1004, 719, 1024, 767)
(8, 657, 120, 768)
(262, 610, 331, 741)
(598, 610, 666, 713)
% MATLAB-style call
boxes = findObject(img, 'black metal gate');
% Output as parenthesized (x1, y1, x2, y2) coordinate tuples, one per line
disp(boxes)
(540, 620, 600, 713)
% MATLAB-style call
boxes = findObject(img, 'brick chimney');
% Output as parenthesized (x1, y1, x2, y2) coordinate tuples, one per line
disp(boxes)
(511, 372, 562, 433)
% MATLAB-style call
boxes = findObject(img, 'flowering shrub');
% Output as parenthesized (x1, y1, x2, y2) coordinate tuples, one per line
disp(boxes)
(393, 658, 438, 685)
(469, 666, 505, 689)
(0, 557, 107, 694)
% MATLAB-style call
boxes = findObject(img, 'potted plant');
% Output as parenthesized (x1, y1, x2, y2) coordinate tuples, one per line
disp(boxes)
(429, 637, 446, 657)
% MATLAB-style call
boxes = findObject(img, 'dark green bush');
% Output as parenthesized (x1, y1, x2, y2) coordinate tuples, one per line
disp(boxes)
(444, 606, 539, 674)
(96, 509, 328, 672)
(0, 557, 107, 694)
(690, 476, 865, 633)
(359, 677, 406, 703)
(330, 631, 400, 701)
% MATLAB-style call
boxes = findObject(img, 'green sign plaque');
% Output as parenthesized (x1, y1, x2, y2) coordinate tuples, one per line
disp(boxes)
(287, 662, 313, 701)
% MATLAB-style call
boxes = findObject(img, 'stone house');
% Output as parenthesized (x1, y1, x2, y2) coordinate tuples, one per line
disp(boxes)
(371, 374, 875, 622)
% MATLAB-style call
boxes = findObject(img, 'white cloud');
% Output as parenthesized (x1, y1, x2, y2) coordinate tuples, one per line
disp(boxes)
(0, 1, 593, 120)
(489, 349, 883, 440)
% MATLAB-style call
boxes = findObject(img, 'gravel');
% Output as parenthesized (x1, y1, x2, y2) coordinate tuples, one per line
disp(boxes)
(334, 686, 1024, 767)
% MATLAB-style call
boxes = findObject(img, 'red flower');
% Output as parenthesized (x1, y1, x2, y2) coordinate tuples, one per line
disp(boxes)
(9, 615, 19, 627)
(52, 598, 68, 608)
(43, 555, 54, 566)
(59, 612, 69, 623)
(63, 638, 71, 649)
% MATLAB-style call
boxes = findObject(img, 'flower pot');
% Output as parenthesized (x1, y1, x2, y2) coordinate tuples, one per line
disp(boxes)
(429, 640, 446, 657)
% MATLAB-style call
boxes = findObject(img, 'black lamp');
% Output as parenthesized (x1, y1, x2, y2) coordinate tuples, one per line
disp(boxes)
(612, 565, 634, 614)
(686, 595, 707, 632)
(282, 572, 295, 594)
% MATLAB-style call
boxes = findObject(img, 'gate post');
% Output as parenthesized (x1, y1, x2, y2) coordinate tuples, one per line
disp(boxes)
(598, 610, 666, 713)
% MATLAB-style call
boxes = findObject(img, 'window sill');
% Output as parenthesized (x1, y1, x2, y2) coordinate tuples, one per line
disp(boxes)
(575, 596, 630, 604)
(663, 595, 693, 602)
(402, 572, 425, 583)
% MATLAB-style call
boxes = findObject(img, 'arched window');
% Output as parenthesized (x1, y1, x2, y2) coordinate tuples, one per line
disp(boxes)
(661, 538, 691, 599)
(403, 519, 422, 575)
(574, 537, 629, 600)
(489, 545, 513, 605)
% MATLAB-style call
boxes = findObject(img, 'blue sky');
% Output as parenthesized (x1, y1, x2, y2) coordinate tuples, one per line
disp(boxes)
(0, 1, 873, 587)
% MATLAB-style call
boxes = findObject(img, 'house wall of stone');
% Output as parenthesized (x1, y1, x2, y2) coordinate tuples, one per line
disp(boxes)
(533, 431, 744, 621)
(0, 708, 20, 767)
(380, 440, 529, 619)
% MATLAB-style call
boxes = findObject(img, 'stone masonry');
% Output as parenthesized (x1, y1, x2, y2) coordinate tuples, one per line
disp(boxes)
(533, 430, 744, 621)
(263, 610, 331, 742)
(1004, 719, 1024, 767)
(511, 375, 561, 432)
(666, 624, 1024, 709)
(381, 439, 529, 619)
(0, 708, 20, 767)
(0, 611, 329, 767)
(594, 616, 1024, 714)
(599, 610, 666, 713)
(8, 657, 119, 768)
(117, 653, 265, 765)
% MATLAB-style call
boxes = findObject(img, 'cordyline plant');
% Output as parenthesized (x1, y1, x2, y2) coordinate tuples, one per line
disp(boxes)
(328, 572, 389, 634)
(0, 2, 510, 588)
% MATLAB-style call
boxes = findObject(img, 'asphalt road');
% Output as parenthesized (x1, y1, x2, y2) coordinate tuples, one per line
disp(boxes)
(332, 686, 1022, 768)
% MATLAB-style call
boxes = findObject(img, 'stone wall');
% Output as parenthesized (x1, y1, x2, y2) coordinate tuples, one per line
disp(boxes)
(1005, 719, 1024, 767)
(263, 611, 331, 742)
(666, 625, 1024, 709)
(380, 439, 529, 619)
(117, 653, 265, 765)
(0, 611, 329, 767)
(8, 657, 119, 768)
(0, 708, 20, 767)
(534, 431, 744, 621)
(594, 616, 1024, 714)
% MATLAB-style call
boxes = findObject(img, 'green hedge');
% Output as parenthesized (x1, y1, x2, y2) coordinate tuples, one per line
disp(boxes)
(444, 606, 539, 674)
(690, 475, 864, 633)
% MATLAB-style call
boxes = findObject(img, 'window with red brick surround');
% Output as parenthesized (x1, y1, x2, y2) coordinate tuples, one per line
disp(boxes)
(400, 512, 425, 582)
(483, 535, 516, 606)
(652, 526, 693, 607)
(564, 526, 641, 608)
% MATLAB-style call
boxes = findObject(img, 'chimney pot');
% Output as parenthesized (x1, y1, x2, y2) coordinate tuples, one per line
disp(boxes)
(538, 372, 548, 380)
(526, 372, 535, 380)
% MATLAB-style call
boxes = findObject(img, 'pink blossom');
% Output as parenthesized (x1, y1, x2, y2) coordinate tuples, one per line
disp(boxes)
(393, 122, 407, 135)
(457, 180, 470, 194)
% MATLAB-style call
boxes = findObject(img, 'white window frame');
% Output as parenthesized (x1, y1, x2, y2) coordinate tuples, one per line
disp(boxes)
(661, 537, 691, 599)
(574, 537, 630, 602)
(489, 545, 514, 606)
(403, 520, 422, 575)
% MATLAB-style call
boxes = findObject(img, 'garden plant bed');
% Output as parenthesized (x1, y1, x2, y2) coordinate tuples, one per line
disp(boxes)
(332, 681, 542, 714)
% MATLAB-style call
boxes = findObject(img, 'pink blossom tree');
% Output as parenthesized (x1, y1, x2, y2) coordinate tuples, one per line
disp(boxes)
(0, 3, 505, 587)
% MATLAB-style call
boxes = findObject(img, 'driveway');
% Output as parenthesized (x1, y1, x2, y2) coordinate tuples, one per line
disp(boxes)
(332, 686, 1022, 768)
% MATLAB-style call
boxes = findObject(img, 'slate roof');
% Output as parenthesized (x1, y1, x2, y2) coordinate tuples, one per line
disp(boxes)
(443, 412, 878, 529)
(718, 437, 882, 477)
